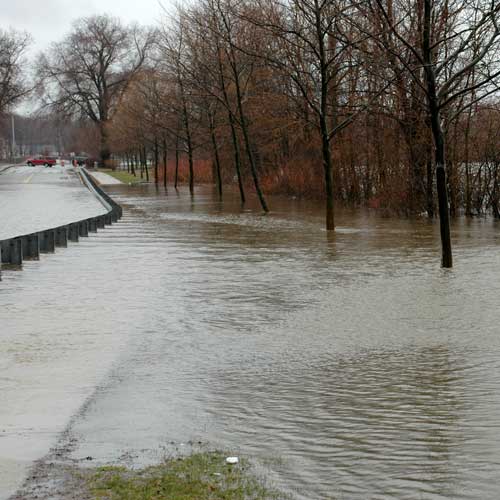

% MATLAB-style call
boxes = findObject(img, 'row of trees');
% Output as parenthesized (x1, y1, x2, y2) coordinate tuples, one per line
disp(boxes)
(3, 1, 500, 267)
(106, 0, 499, 267)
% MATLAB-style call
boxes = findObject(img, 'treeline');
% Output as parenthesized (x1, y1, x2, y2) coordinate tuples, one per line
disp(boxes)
(2, 1, 500, 267)
(106, 1, 500, 233)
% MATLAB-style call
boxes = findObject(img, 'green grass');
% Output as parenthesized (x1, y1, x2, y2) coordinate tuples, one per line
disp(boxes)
(97, 168, 153, 184)
(87, 452, 287, 500)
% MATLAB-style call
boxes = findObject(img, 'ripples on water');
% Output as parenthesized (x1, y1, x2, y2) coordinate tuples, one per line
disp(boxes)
(1, 185, 500, 499)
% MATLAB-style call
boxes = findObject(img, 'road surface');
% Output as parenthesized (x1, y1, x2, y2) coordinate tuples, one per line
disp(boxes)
(0, 164, 108, 241)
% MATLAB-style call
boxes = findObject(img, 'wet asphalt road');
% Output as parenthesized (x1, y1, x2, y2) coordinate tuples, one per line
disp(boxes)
(0, 164, 108, 241)
(0, 162, 110, 498)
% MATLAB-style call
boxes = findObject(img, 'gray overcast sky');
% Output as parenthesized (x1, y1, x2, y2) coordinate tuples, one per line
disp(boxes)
(0, 0, 176, 55)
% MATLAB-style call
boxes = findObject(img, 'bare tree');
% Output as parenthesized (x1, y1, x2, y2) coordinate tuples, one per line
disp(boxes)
(366, 0, 500, 267)
(181, 0, 247, 202)
(247, 0, 376, 228)
(158, 14, 202, 195)
(37, 15, 153, 164)
(0, 29, 32, 114)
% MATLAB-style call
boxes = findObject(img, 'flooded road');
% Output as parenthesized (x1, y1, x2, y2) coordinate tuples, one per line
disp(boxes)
(0, 165, 108, 240)
(1, 185, 500, 499)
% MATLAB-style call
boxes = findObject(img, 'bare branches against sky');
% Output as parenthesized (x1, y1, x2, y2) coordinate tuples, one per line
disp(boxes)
(0, 0, 173, 54)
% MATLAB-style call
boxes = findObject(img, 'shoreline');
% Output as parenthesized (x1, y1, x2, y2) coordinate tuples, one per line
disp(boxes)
(9, 437, 287, 500)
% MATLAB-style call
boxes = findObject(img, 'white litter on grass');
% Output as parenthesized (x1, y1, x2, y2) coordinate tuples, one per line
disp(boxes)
(226, 457, 239, 465)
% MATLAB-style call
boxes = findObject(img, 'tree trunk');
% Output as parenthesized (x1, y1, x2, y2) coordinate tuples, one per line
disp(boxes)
(143, 146, 149, 182)
(320, 115, 335, 230)
(139, 150, 144, 179)
(423, 0, 452, 268)
(163, 138, 167, 189)
(228, 111, 245, 204)
(182, 111, 194, 195)
(178, 73, 194, 195)
(492, 165, 500, 218)
(315, 1, 334, 230)
(230, 54, 268, 212)
(426, 148, 434, 218)
(99, 121, 111, 166)
(464, 105, 473, 217)
(433, 128, 453, 267)
(130, 153, 136, 177)
(216, 42, 245, 204)
(210, 122, 223, 199)
(154, 138, 159, 185)
(175, 139, 179, 190)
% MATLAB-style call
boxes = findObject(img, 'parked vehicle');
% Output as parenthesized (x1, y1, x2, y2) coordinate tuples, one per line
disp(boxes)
(26, 156, 57, 167)
(75, 156, 89, 166)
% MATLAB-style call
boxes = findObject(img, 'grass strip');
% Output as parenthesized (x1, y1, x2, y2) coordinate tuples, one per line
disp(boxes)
(87, 452, 287, 500)
(97, 169, 152, 184)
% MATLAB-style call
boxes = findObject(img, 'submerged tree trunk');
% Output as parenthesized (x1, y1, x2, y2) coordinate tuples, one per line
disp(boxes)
(215, 42, 245, 204)
(320, 114, 335, 230)
(464, 105, 473, 217)
(230, 55, 268, 212)
(316, 5, 334, 230)
(210, 120, 223, 198)
(228, 111, 245, 204)
(423, 0, 452, 268)
(183, 108, 194, 195)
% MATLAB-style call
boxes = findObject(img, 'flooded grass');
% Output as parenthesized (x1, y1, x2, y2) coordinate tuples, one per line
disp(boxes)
(98, 169, 152, 184)
(87, 452, 287, 500)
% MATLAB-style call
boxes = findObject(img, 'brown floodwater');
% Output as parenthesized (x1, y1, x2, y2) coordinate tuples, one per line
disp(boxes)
(1, 185, 500, 499)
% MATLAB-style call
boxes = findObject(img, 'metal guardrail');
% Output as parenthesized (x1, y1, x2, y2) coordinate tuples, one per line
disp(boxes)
(0, 164, 15, 173)
(80, 167, 123, 219)
(0, 168, 123, 279)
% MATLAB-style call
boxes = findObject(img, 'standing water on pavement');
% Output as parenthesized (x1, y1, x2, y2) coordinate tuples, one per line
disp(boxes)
(1, 184, 500, 500)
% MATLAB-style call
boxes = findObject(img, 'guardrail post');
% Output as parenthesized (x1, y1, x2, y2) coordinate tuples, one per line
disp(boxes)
(78, 220, 89, 237)
(88, 218, 98, 232)
(105, 213, 112, 225)
(40, 230, 55, 253)
(28, 233, 40, 259)
(9, 238, 23, 265)
(1, 240, 11, 263)
(21, 234, 39, 260)
(97, 216, 105, 229)
(21, 235, 29, 258)
(55, 226, 68, 247)
(68, 223, 79, 242)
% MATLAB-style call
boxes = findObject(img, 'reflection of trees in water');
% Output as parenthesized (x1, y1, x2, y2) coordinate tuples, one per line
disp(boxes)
(207, 344, 467, 499)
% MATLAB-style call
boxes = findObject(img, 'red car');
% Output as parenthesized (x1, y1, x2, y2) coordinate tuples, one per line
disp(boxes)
(26, 156, 57, 167)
